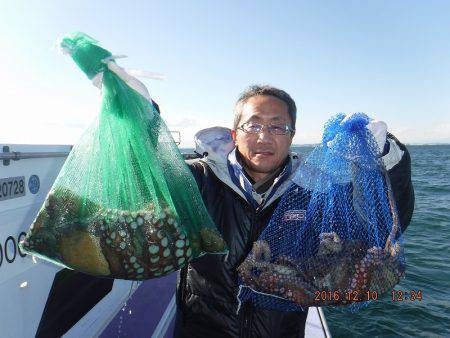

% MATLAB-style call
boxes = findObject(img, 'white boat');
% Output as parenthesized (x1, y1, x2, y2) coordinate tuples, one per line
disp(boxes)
(0, 143, 331, 338)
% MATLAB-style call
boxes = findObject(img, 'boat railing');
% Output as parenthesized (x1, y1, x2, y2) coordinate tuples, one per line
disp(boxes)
(318, 307, 332, 338)
(1, 146, 71, 166)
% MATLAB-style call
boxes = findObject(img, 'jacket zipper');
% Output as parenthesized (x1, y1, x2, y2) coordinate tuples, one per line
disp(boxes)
(251, 199, 265, 241)
(239, 301, 253, 338)
(240, 201, 266, 338)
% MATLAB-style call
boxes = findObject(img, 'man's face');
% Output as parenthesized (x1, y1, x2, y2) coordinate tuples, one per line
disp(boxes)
(232, 95, 294, 182)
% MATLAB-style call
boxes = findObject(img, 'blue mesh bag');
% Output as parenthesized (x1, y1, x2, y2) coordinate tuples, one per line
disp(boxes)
(237, 113, 405, 312)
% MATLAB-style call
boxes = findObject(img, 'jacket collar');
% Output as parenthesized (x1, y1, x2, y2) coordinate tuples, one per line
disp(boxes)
(227, 148, 293, 209)
(199, 147, 301, 209)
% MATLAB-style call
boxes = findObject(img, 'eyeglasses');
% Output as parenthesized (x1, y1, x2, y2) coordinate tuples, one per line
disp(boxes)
(238, 122, 294, 135)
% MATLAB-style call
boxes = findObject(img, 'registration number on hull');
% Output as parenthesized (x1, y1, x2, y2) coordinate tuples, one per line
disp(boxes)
(0, 176, 26, 201)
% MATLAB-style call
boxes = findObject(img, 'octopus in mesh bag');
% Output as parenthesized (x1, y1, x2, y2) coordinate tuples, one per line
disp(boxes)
(21, 188, 101, 265)
(238, 240, 319, 305)
(20, 189, 211, 280)
(95, 203, 193, 279)
(238, 231, 405, 307)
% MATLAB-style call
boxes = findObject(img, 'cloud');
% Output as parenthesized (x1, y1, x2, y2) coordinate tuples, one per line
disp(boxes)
(165, 116, 198, 128)
(390, 121, 450, 144)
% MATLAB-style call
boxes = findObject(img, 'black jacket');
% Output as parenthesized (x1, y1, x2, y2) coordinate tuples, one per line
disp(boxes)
(174, 137, 414, 338)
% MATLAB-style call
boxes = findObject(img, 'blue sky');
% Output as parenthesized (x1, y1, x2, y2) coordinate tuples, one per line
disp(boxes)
(1, 0, 449, 146)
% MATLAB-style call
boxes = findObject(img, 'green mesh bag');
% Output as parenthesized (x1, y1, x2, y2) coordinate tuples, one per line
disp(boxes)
(20, 33, 227, 280)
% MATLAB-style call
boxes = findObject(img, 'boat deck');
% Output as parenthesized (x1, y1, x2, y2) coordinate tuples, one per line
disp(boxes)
(100, 274, 331, 338)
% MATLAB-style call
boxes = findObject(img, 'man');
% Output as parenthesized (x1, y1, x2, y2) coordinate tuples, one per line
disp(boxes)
(174, 85, 414, 337)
